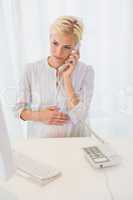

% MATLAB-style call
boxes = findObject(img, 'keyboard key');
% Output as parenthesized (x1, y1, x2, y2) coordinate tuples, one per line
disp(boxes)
(93, 157, 109, 163)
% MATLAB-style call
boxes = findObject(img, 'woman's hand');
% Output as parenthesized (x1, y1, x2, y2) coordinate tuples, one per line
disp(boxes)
(61, 50, 80, 79)
(39, 106, 70, 125)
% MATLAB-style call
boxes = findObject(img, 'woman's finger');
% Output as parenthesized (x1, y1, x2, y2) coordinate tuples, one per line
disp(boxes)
(47, 106, 59, 111)
(66, 57, 76, 65)
(48, 119, 69, 125)
(53, 114, 70, 120)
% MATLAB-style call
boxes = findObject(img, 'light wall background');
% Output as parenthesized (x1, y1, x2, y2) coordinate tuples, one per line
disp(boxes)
(0, 0, 133, 141)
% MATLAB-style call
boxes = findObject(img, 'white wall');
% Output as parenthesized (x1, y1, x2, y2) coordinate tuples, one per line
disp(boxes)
(0, 0, 133, 140)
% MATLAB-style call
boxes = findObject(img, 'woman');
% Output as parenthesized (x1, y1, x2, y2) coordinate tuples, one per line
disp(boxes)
(14, 16, 94, 138)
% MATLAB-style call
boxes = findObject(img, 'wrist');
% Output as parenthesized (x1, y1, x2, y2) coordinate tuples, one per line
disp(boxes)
(67, 93, 80, 110)
(63, 75, 72, 82)
(28, 110, 41, 121)
(68, 93, 80, 103)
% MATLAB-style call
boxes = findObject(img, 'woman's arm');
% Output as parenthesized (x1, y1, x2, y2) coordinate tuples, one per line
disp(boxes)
(62, 50, 80, 110)
(63, 76, 80, 110)
(20, 106, 70, 125)
(67, 65, 95, 125)
(20, 109, 39, 121)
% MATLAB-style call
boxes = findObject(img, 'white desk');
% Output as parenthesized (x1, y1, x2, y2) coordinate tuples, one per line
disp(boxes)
(0, 136, 133, 200)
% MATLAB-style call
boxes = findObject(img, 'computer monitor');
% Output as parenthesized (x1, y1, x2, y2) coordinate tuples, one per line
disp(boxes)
(0, 101, 17, 199)
(0, 102, 15, 180)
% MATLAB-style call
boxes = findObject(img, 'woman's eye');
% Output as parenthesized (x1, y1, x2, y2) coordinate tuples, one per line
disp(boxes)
(53, 41, 58, 46)
(64, 46, 71, 50)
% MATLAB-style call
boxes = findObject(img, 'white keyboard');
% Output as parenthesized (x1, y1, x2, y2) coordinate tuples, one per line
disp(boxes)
(13, 151, 61, 185)
(83, 143, 121, 168)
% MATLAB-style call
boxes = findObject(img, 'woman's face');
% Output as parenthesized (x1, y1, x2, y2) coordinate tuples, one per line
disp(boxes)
(49, 31, 75, 66)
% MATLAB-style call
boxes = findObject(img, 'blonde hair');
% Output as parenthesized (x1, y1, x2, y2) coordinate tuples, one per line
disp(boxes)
(50, 16, 84, 44)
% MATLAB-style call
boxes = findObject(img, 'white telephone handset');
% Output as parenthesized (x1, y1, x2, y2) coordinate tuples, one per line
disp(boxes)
(59, 42, 81, 73)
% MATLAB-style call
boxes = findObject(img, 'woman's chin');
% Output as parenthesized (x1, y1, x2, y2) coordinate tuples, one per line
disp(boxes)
(53, 59, 64, 66)
(49, 56, 64, 67)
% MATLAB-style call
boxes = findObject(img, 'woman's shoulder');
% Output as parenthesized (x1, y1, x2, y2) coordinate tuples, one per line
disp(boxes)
(23, 58, 46, 75)
(72, 61, 94, 87)
(76, 60, 94, 75)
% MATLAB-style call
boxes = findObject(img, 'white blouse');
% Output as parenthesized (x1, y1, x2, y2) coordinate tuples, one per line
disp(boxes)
(14, 57, 94, 138)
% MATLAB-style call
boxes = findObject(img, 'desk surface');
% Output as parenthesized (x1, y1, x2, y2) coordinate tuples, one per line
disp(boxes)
(0, 136, 133, 200)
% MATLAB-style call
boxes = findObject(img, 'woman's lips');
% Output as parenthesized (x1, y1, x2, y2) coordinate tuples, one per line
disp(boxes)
(54, 56, 62, 60)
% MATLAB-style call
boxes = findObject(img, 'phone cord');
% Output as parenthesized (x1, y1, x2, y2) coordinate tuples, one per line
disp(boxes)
(103, 169, 115, 200)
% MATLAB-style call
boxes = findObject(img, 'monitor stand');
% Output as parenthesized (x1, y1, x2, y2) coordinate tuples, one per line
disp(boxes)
(0, 186, 18, 200)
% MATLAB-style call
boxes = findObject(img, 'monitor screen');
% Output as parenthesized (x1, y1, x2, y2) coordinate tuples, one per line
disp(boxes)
(0, 102, 15, 180)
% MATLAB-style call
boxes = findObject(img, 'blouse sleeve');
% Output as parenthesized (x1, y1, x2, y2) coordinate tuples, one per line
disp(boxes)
(13, 64, 32, 119)
(68, 66, 94, 125)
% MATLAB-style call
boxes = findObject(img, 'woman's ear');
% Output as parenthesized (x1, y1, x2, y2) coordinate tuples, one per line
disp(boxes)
(77, 49, 80, 55)
(77, 49, 80, 59)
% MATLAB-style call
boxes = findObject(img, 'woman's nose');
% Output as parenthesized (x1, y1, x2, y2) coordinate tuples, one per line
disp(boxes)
(55, 47, 63, 57)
